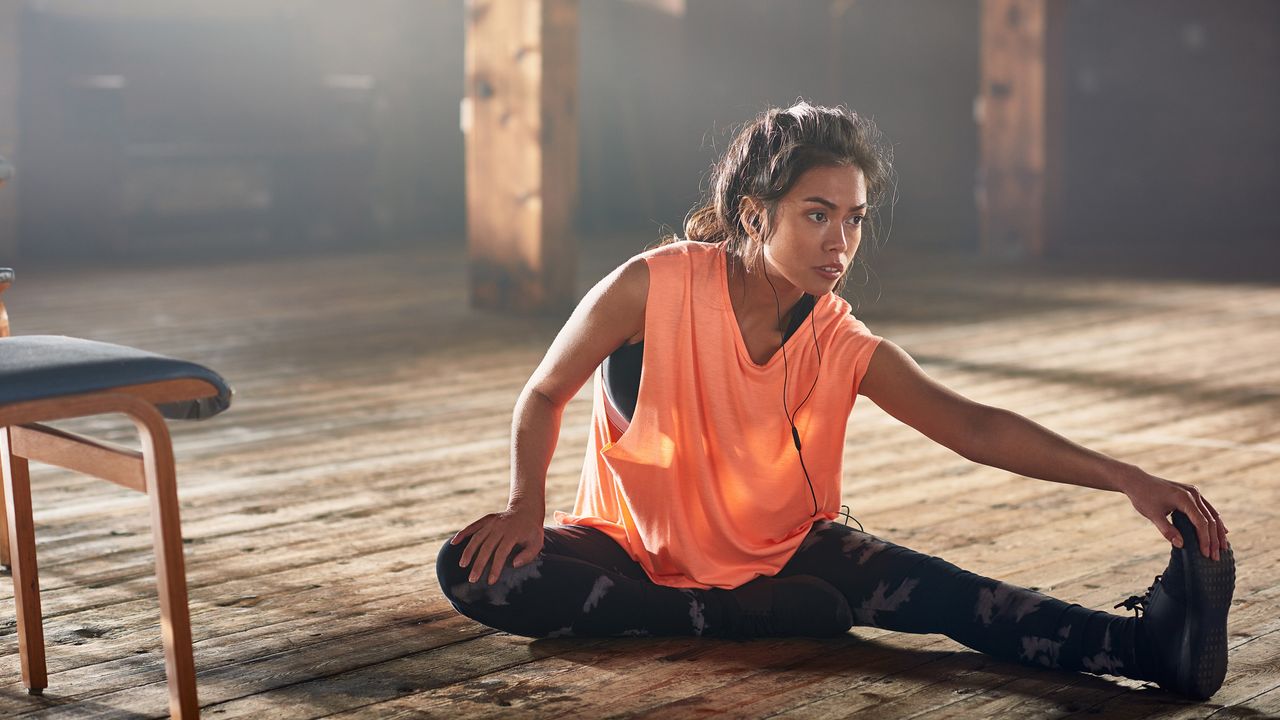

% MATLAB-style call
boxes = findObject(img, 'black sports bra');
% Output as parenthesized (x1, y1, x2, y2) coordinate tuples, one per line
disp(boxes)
(602, 294, 816, 423)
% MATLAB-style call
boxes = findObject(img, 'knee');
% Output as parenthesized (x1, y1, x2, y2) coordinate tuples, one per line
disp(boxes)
(436, 534, 529, 608)
(436, 535, 470, 603)
(434, 533, 547, 639)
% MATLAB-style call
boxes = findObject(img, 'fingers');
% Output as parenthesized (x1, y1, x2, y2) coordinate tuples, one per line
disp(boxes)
(451, 513, 545, 585)
(1177, 497, 1208, 558)
(450, 513, 489, 547)
(513, 535, 544, 568)
(487, 538, 518, 584)
(456, 528, 483, 573)
(1132, 474, 1230, 559)
(456, 516, 504, 582)
(455, 515, 492, 568)
(512, 545, 537, 568)
(1178, 488, 1218, 561)
(1187, 491, 1218, 561)
(1153, 514, 1182, 548)
(487, 532, 546, 582)
(467, 530, 503, 584)
(1194, 496, 1221, 561)
(1202, 495, 1230, 551)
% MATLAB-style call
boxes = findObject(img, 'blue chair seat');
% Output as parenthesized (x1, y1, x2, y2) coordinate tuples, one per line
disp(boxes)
(0, 335, 232, 420)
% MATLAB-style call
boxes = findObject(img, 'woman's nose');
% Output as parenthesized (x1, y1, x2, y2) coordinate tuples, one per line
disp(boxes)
(828, 227, 850, 252)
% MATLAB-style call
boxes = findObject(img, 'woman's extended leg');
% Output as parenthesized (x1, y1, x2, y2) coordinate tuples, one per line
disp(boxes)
(437, 524, 854, 639)
(777, 520, 1147, 674)
(777, 513, 1233, 697)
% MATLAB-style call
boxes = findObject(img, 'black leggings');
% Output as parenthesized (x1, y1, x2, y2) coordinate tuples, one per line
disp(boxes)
(437, 520, 1150, 680)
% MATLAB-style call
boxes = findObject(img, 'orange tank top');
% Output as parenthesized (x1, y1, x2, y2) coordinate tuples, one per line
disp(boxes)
(553, 240, 883, 589)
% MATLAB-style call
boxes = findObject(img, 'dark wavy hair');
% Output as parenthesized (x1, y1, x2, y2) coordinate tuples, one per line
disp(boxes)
(669, 101, 894, 294)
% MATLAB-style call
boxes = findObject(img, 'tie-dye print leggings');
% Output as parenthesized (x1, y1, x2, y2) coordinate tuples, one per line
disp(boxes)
(437, 519, 1149, 680)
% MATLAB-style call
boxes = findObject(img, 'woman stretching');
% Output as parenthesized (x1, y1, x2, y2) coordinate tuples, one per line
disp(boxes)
(437, 101, 1235, 700)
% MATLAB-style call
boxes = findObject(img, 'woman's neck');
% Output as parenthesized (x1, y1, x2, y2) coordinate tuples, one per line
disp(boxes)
(727, 254, 806, 332)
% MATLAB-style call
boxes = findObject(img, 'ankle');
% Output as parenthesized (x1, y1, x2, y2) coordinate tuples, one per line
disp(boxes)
(1130, 616, 1161, 681)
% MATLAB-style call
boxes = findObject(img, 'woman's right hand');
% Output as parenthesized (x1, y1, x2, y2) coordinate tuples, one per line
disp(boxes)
(450, 505, 545, 585)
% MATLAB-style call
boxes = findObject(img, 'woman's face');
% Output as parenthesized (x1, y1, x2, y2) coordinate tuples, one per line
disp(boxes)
(756, 164, 867, 297)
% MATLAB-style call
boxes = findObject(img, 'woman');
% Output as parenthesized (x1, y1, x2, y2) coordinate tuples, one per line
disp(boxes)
(437, 102, 1234, 700)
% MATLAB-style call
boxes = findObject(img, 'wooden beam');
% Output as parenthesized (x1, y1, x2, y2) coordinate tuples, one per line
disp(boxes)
(0, 0, 19, 258)
(977, 0, 1066, 257)
(464, 0, 579, 313)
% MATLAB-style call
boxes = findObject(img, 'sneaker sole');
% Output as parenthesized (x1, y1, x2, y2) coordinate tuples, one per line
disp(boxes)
(1173, 512, 1235, 700)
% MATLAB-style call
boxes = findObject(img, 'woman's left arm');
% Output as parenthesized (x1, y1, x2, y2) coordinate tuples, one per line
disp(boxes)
(858, 340, 1228, 560)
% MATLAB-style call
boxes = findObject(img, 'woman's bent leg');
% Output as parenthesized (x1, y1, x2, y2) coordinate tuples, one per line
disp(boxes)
(437, 524, 710, 638)
(779, 520, 1151, 678)
(437, 523, 853, 639)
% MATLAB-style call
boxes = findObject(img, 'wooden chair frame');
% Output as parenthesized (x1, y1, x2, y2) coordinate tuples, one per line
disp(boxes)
(0, 280, 215, 718)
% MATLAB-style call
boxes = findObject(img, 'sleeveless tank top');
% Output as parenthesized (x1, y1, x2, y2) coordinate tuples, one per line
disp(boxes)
(553, 240, 883, 589)
(602, 293, 815, 430)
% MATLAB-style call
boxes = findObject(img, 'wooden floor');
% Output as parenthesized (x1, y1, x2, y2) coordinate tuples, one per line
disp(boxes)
(1, 237, 1277, 719)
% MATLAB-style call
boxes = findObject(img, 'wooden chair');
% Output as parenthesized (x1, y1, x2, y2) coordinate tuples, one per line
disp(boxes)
(0, 268, 232, 718)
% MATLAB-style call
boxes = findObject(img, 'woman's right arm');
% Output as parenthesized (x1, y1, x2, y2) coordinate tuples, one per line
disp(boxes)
(450, 255, 650, 585)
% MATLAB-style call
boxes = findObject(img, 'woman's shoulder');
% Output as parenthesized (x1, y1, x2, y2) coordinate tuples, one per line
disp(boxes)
(631, 240, 724, 286)
(605, 253, 651, 310)
(593, 240, 711, 306)
(819, 292, 880, 340)
(611, 241, 697, 293)
(636, 238, 723, 262)
(604, 240, 722, 310)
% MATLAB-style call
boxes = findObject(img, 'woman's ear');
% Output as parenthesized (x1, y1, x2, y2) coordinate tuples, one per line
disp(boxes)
(738, 197, 764, 240)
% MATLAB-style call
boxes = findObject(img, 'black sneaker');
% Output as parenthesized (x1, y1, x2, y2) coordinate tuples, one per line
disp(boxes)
(1116, 511, 1235, 700)
(711, 575, 853, 639)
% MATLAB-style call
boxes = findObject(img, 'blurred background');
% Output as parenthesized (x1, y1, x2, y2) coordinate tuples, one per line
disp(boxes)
(0, 0, 1277, 279)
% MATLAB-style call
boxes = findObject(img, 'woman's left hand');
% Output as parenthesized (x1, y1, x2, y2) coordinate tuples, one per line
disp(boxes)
(1122, 470, 1229, 561)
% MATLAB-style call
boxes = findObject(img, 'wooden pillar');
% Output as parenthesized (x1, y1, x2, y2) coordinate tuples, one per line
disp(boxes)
(976, 0, 1066, 257)
(0, 0, 19, 258)
(464, 0, 578, 313)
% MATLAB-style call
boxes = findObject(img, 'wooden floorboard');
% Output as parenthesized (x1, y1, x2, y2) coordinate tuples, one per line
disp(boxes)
(0, 238, 1277, 718)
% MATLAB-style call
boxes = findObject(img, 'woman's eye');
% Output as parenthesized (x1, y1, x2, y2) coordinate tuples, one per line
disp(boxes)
(808, 211, 827, 222)
(847, 215, 865, 226)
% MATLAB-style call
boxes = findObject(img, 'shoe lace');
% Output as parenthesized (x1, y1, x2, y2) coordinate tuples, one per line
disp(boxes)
(1114, 574, 1162, 617)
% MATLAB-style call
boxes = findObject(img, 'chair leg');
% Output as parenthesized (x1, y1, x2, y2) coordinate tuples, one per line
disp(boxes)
(1, 427, 48, 694)
(136, 418, 199, 719)
(0, 432, 9, 569)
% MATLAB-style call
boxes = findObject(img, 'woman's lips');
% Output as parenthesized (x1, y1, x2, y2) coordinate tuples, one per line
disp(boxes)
(814, 264, 844, 281)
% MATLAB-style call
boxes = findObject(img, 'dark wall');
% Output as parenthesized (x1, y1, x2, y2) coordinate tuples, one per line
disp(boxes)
(15, 1, 465, 260)
(1057, 0, 1280, 266)
(577, 0, 981, 255)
